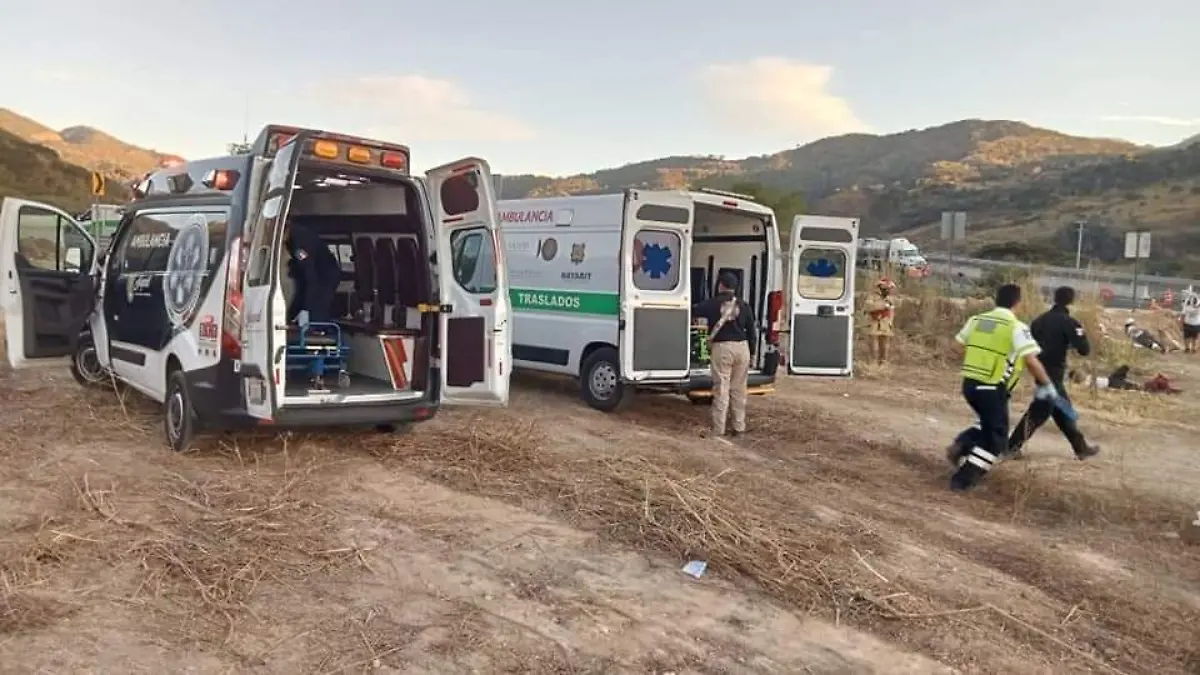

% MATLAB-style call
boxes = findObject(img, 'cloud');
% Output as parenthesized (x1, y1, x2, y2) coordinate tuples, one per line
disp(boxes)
(328, 75, 535, 143)
(1099, 115, 1200, 127)
(698, 57, 870, 138)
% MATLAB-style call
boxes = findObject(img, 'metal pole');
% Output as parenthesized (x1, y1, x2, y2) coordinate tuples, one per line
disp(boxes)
(1131, 230, 1140, 313)
(1074, 221, 1084, 269)
(947, 228, 955, 292)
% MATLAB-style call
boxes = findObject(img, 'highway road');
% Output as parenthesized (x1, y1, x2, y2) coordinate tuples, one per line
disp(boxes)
(919, 253, 1196, 308)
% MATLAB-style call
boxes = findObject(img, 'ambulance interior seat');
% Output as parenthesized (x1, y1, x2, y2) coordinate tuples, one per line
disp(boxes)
(352, 236, 377, 323)
(373, 237, 398, 326)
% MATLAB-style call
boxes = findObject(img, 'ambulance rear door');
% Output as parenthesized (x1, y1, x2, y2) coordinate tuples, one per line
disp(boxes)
(239, 134, 305, 419)
(787, 215, 858, 376)
(426, 157, 511, 406)
(619, 190, 693, 382)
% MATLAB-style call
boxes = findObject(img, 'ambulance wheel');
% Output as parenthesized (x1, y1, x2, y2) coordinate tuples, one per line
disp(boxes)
(70, 336, 108, 388)
(164, 371, 198, 453)
(580, 347, 628, 412)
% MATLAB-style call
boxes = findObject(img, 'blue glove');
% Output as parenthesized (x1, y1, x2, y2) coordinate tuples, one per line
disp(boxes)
(1034, 383, 1059, 401)
(296, 310, 310, 328)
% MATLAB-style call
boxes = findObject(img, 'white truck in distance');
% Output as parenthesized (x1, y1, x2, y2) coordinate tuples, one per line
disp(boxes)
(859, 237, 927, 271)
(496, 189, 860, 411)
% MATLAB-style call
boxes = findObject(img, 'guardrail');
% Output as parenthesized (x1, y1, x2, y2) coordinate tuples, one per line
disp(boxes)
(919, 253, 1196, 308)
(922, 252, 1197, 287)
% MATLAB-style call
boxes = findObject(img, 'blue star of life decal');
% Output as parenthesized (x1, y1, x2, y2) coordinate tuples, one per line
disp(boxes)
(641, 242, 673, 279)
(806, 258, 838, 277)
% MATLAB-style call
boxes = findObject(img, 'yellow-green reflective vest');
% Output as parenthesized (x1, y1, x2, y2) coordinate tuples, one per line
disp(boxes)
(960, 308, 1025, 390)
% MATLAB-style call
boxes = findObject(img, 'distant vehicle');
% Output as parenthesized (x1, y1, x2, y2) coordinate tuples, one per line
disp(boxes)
(1, 124, 511, 450)
(496, 188, 859, 410)
(859, 237, 927, 271)
(75, 203, 124, 242)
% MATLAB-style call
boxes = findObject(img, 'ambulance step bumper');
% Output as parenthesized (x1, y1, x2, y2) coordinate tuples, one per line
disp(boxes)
(682, 373, 776, 399)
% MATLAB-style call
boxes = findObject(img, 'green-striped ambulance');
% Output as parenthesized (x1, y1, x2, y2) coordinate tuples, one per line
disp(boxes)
(496, 189, 859, 411)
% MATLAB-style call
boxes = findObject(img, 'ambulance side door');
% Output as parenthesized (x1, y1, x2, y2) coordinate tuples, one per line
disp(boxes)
(426, 157, 511, 406)
(0, 198, 98, 369)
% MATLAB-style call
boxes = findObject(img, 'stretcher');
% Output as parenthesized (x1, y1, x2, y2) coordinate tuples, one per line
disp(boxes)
(285, 322, 351, 390)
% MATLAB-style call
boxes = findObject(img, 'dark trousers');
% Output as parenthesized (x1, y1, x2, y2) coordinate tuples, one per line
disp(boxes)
(1008, 377, 1088, 455)
(950, 379, 1009, 490)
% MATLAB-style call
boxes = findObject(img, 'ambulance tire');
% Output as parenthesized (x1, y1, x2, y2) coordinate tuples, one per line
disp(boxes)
(580, 347, 629, 412)
(70, 335, 108, 388)
(164, 370, 199, 453)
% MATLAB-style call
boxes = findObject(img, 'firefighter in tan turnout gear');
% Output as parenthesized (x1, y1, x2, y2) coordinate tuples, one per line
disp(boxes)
(692, 272, 757, 438)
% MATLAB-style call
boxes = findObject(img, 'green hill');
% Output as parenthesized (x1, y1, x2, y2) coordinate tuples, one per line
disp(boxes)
(0, 128, 128, 211)
(499, 120, 1200, 276)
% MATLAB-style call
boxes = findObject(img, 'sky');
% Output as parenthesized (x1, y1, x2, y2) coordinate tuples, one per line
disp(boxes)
(2, 0, 1198, 176)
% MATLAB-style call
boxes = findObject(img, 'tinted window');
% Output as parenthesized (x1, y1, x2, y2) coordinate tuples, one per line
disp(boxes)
(796, 247, 847, 300)
(16, 205, 94, 273)
(115, 214, 175, 274)
(450, 228, 497, 294)
(635, 203, 690, 225)
(440, 171, 481, 217)
(109, 210, 229, 308)
(247, 141, 299, 286)
(631, 229, 681, 292)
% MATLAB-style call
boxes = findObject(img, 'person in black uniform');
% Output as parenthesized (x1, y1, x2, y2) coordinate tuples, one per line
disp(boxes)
(1007, 286, 1100, 460)
(692, 272, 757, 438)
(284, 222, 341, 327)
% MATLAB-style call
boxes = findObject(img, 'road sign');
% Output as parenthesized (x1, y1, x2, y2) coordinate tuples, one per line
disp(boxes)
(1123, 231, 1150, 259)
(90, 171, 105, 197)
(940, 211, 966, 240)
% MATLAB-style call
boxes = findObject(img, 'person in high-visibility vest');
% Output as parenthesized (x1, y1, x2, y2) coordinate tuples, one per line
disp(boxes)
(945, 283, 1060, 492)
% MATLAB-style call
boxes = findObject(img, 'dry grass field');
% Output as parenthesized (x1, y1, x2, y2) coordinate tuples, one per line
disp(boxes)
(0, 291, 1197, 674)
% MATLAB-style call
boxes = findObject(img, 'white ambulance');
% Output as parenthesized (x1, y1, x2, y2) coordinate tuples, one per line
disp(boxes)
(1, 125, 511, 450)
(496, 189, 859, 410)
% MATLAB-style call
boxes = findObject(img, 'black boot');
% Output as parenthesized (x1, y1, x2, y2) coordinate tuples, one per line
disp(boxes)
(1075, 444, 1100, 460)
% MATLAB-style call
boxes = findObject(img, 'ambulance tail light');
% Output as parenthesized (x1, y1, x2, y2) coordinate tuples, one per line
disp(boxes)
(346, 146, 371, 164)
(766, 290, 784, 345)
(222, 237, 244, 359)
(380, 151, 408, 171)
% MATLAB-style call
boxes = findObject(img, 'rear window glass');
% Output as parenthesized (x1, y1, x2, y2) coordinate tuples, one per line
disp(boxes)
(796, 247, 847, 300)
(632, 229, 681, 292)
(440, 171, 481, 217)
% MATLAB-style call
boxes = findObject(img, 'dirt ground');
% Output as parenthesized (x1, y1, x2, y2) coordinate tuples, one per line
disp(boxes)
(1, 344, 1198, 673)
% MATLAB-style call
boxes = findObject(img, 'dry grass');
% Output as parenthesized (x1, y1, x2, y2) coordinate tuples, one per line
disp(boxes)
(369, 401, 1200, 675)
(0, 377, 355, 646)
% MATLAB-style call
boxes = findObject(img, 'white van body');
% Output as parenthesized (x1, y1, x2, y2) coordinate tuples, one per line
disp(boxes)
(497, 189, 860, 409)
(0, 125, 512, 450)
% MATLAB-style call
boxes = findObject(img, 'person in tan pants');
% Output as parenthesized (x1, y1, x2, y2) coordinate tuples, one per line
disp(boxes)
(692, 272, 757, 437)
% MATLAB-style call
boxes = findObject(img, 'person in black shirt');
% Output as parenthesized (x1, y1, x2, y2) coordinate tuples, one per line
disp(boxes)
(284, 223, 341, 327)
(692, 272, 757, 438)
(1008, 286, 1100, 460)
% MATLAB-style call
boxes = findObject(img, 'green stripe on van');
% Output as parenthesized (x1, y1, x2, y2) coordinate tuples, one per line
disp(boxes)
(510, 288, 619, 316)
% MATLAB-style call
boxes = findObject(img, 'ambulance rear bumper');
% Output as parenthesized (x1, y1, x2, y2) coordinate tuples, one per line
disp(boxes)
(681, 372, 776, 399)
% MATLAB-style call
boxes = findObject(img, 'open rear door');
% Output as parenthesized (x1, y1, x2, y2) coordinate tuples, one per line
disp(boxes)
(427, 157, 510, 406)
(239, 135, 305, 420)
(787, 215, 858, 376)
(0, 198, 98, 369)
(619, 190, 694, 381)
